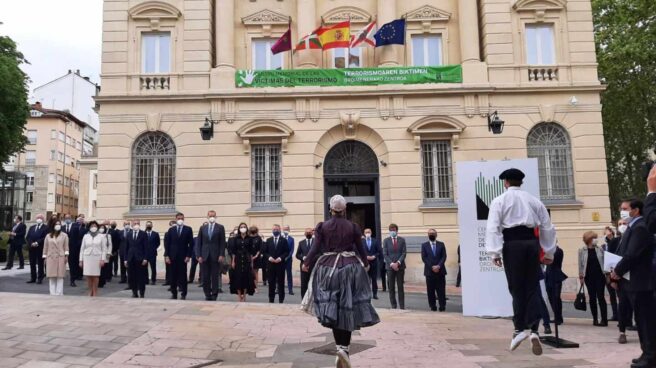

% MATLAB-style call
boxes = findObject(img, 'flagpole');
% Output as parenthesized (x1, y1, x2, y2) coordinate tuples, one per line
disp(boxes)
(373, 15, 378, 66)
(347, 14, 351, 68)
(289, 16, 294, 70)
(402, 14, 408, 67)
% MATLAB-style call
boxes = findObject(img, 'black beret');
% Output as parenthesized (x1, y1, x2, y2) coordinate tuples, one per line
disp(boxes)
(499, 168, 525, 181)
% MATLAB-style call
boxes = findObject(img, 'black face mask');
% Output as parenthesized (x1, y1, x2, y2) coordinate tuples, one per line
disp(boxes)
(428, 235, 437, 241)
(306, 234, 312, 239)
(146, 226, 152, 231)
(111, 225, 116, 229)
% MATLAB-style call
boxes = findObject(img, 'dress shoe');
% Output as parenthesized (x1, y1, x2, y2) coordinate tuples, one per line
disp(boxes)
(373, 295, 378, 300)
(598, 320, 608, 327)
(171, 295, 178, 300)
(289, 291, 295, 296)
(17, 266, 24, 269)
(430, 307, 437, 312)
(181, 294, 186, 300)
(167, 287, 172, 292)
(543, 326, 552, 335)
(139, 295, 144, 298)
(439, 307, 446, 312)
(36, 280, 42, 285)
(631, 359, 654, 368)
(26, 280, 36, 284)
(618, 334, 627, 344)
(217, 289, 223, 294)
(132, 294, 138, 298)
(632, 355, 645, 364)
(1, 267, 11, 270)
(211, 295, 218, 301)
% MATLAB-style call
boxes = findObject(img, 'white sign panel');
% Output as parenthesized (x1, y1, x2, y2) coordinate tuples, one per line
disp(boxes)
(456, 159, 540, 317)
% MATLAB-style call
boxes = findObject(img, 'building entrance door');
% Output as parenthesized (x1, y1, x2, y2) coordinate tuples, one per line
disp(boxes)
(323, 141, 381, 238)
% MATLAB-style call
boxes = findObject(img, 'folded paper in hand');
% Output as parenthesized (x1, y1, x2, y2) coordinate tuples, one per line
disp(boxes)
(603, 251, 630, 281)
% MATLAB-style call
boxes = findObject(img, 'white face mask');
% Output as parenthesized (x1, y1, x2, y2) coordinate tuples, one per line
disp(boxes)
(620, 210, 631, 220)
(365, 233, 371, 239)
(618, 224, 628, 234)
(133, 225, 140, 231)
(36, 218, 43, 224)
(234, 230, 238, 235)
(283, 231, 289, 236)
(54, 225, 61, 231)
(591, 238, 598, 246)
(176, 219, 184, 226)
(99, 228, 106, 234)
(89, 227, 98, 233)
(208, 217, 216, 223)
(240, 227, 247, 234)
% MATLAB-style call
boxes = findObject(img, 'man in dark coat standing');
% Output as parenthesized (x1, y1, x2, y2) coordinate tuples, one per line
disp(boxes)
(109, 221, 121, 278)
(362, 228, 382, 299)
(118, 220, 131, 284)
(165, 212, 193, 300)
(26, 214, 48, 284)
(421, 228, 447, 311)
(611, 198, 655, 368)
(3, 215, 26, 270)
(296, 228, 314, 299)
(263, 224, 289, 304)
(544, 244, 567, 325)
(122, 219, 148, 298)
(61, 214, 80, 286)
(197, 210, 226, 300)
(145, 221, 160, 285)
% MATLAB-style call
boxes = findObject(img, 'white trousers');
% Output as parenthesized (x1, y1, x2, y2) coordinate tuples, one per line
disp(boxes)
(48, 278, 64, 296)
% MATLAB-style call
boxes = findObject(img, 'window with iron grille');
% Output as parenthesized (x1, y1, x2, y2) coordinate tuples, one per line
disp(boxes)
(527, 123, 575, 200)
(251, 144, 282, 207)
(131, 132, 176, 210)
(421, 140, 454, 202)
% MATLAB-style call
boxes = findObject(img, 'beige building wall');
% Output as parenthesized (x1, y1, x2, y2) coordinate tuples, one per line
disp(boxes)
(97, 0, 608, 285)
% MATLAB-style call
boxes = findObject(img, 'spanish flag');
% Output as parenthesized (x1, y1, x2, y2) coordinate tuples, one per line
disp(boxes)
(317, 21, 351, 50)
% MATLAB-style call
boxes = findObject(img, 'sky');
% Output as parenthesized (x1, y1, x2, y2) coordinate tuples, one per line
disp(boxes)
(0, 0, 103, 97)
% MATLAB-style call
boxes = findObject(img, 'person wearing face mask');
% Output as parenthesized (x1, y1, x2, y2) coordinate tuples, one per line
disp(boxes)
(3, 215, 26, 270)
(263, 224, 289, 304)
(296, 228, 315, 298)
(109, 221, 121, 279)
(361, 228, 381, 300)
(164, 213, 193, 300)
(281, 225, 295, 296)
(79, 221, 108, 297)
(163, 220, 176, 288)
(118, 220, 132, 284)
(421, 229, 447, 312)
(26, 214, 49, 284)
(612, 218, 636, 344)
(143, 221, 160, 285)
(578, 231, 607, 326)
(61, 214, 80, 286)
(98, 223, 114, 288)
(249, 226, 266, 287)
(229, 222, 256, 302)
(43, 220, 69, 295)
(602, 226, 620, 322)
(198, 211, 227, 300)
(383, 223, 407, 309)
(122, 219, 149, 298)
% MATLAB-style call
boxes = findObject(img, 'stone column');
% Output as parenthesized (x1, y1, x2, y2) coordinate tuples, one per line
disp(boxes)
(457, 0, 488, 83)
(211, 0, 235, 88)
(377, 0, 398, 66)
(296, 0, 318, 68)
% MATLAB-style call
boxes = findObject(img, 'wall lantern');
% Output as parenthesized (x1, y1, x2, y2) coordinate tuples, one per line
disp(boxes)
(487, 111, 505, 135)
(200, 117, 219, 141)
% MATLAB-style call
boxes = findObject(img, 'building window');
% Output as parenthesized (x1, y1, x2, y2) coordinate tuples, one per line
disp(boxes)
(251, 144, 282, 206)
(527, 122, 575, 200)
(25, 151, 36, 166)
(26, 192, 33, 203)
(142, 32, 171, 73)
(56, 194, 62, 204)
(412, 34, 443, 66)
(93, 173, 98, 189)
(421, 140, 453, 202)
(131, 132, 176, 210)
(48, 193, 54, 203)
(64, 177, 70, 187)
(58, 132, 65, 142)
(49, 173, 55, 183)
(51, 129, 57, 139)
(57, 175, 63, 184)
(332, 48, 362, 68)
(76, 141, 82, 151)
(25, 212, 31, 221)
(525, 24, 555, 65)
(252, 39, 283, 70)
(57, 152, 64, 162)
(50, 150, 55, 160)
(27, 130, 37, 145)
(26, 173, 35, 186)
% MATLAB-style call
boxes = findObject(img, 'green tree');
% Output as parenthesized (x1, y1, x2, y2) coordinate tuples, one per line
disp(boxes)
(0, 33, 29, 167)
(593, 0, 656, 216)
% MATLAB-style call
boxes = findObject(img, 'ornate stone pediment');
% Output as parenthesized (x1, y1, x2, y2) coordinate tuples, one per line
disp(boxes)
(407, 116, 465, 149)
(405, 5, 451, 22)
(236, 120, 294, 154)
(129, 1, 181, 20)
(323, 7, 371, 24)
(242, 9, 290, 26)
(513, 0, 566, 12)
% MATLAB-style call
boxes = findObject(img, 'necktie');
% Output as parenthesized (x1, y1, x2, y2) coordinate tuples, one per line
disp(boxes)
(367, 240, 371, 251)
(134, 231, 137, 240)
(37, 224, 40, 231)
(393, 238, 398, 252)
(274, 238, 278, 249)
(209, 224, 213, 238)
(432, 243, 436, 257)
(178, 226, 182, 236)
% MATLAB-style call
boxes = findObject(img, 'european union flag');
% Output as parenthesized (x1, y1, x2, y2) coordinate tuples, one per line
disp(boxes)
(374, 19, 406, 47)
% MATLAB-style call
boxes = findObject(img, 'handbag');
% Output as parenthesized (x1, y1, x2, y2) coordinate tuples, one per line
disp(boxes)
(574, 283, 587, 311)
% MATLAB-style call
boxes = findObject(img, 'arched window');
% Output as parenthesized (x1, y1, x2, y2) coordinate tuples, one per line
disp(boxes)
(131, 132, 176, 210)
(527, 123, 575, 201)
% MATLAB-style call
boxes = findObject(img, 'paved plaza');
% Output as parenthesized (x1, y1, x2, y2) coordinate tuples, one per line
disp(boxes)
(0, 290, 642, 368)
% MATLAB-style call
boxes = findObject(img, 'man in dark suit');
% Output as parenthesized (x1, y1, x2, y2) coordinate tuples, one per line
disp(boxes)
(611, 198, 655, 368)
(296, 228, 314, 298)
(198, 211, 226, 300)
(282, 225, 295, 295)
(163, 220, 175, 287)
(109, 221, 121, 278)
(421, 229, 447, 311)
(61, 214, 80, 286)
(122, 219, 148, 298)
(26, 214, 48, 284)
(545, 244, 567, 325)
(383, 223, 406, 309)
(145, 221, 160, 285)
(362, 228, 382, 299)
(3, 215, 26, 270)
(263, 224, 289, 304)
(118, 220, 131, 284)
(165, 213, 193, 300)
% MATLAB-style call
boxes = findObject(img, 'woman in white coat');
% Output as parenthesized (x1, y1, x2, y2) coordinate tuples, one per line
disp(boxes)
(43, 220, 69, 295)
(79, 221, 108, 297)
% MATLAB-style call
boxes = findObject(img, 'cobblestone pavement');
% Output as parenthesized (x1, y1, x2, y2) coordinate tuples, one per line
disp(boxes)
(0, 292, 642, 368)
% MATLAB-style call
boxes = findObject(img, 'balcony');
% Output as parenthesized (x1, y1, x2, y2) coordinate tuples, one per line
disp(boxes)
(140, 75, 170, 90)
(528, 67, 559, 82)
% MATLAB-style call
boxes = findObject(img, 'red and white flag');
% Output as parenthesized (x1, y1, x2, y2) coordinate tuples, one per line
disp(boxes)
(350, 20, 376, 48)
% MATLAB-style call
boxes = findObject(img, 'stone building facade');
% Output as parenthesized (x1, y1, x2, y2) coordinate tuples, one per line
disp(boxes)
(97, 0, 608, 283)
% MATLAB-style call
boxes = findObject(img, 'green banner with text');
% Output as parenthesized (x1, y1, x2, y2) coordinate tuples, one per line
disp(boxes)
(235, 65, 462, 88)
